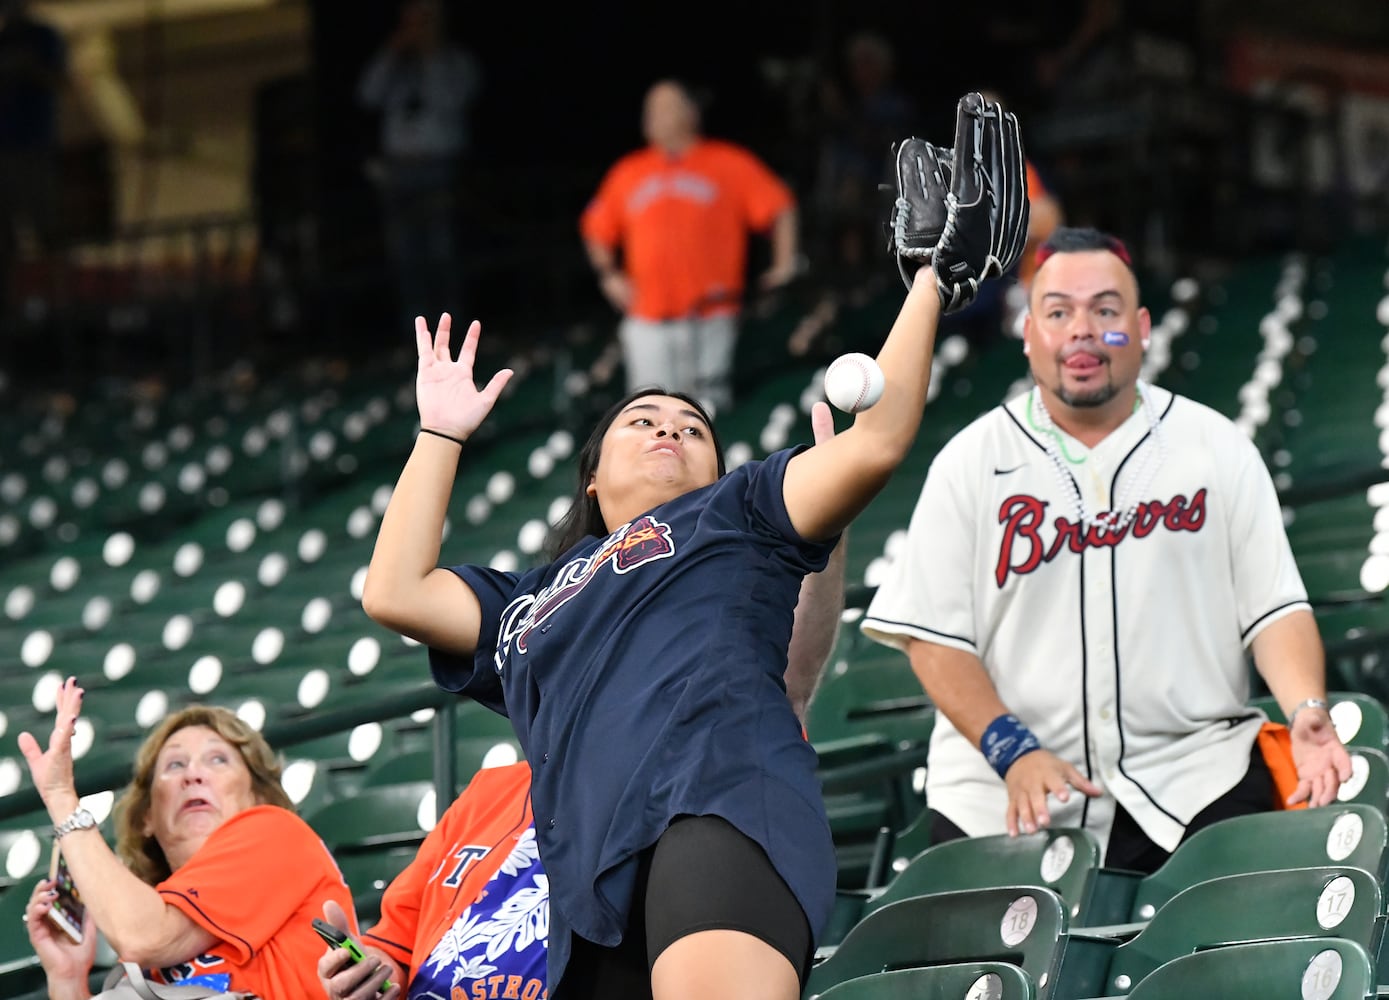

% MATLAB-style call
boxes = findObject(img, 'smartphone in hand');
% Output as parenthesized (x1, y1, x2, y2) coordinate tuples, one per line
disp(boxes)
(46, 843, 87, 944)
(312, 917, 395, 993)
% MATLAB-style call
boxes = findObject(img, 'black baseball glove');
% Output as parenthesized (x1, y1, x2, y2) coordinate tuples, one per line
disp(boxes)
(888, 92, 1030, 312)
(887, 137, 953, 289)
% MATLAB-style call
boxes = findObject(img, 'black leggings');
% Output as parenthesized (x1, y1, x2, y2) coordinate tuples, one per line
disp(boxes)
(563, 815, 812, 999)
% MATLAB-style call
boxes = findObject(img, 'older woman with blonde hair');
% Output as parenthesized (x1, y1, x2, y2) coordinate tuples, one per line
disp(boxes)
(19, 679, 353, 999)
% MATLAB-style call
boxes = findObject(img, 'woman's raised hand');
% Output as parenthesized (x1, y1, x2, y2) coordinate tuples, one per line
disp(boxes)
(17, 676, 82, 822)
(415, 314, 514, 442)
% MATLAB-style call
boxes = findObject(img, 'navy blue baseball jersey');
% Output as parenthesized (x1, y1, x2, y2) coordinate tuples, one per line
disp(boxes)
(430, 446, 837, 992)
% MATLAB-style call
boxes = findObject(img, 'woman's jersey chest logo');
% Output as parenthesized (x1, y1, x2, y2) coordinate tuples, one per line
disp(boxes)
(494, 515, 676, 668)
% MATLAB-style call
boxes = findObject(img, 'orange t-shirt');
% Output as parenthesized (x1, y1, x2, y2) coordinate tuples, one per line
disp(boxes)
(150, 804, 355, 999)
(1018, 161, 1051, 286)
(579, 138, 794, 321)
(1025, 161, 1046, 202)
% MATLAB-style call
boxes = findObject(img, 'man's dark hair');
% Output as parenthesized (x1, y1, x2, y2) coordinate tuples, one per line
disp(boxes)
(1034, 226, 1135, 271)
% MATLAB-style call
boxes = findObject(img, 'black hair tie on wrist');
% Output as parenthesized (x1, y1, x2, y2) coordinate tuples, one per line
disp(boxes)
(419, 427, 466, 447)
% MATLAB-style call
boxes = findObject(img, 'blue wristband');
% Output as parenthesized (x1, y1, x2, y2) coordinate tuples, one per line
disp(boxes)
(981, 713, 1043, 778)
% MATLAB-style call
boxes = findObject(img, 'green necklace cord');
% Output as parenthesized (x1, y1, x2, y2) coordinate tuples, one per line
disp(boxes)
(1028, 393, 1087, 464)
(1027, 390, 1142, 466)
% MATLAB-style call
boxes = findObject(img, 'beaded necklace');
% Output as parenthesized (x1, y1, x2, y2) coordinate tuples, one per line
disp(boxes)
(1027, 382, 1166, 532)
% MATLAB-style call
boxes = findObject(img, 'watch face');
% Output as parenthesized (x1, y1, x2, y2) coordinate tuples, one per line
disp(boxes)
(58, 809, 95, 836)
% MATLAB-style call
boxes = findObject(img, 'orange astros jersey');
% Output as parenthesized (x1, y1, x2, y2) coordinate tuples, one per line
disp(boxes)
(152, 804, 355, 999)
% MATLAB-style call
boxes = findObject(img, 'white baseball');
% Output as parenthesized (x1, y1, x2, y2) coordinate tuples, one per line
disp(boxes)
(824, 353, 885, 413)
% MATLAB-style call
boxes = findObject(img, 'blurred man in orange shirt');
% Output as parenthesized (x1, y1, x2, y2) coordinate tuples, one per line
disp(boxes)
(581, 80, 800, 412)
(1019, 160, 1064, 289)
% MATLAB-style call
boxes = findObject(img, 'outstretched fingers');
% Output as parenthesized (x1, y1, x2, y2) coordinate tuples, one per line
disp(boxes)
(56, 676, 82, 718)
(458, 320, 483, 374)
(414, 315, 433, 362)
(433, 313, 453, 362)
(51, 678, 82, 750)
(479, 368, 515, 407)
(16, 730, 41, 768)
(16, 677, 82, 792)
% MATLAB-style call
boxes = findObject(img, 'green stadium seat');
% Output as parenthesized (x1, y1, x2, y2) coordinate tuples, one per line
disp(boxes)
(808, 651, 933, 890)
(0, 674, 43, 716)
(0, 827, 48, 892)
(1338, 747, 1389, 813)
(205, 668, 323, 719)
(814, 734, 927, 891)
(1057, 866, 1381, 997)
(333, 845, 419, 929)
(361, 737, 523, 788)
(805, 886, 1068, 1000)
(1123, 937, 1374, 1000)
(0, 805, 51, 834)
(806, 657, 934, 749)
(0, 884, 46, 995)
(78, 685, 190, 737)
(1080, 804, 1389, 929)
(823, 828, 1101, 948)
(814, 963, 1036, 1000)
(304, 781, 436, 925)
(882, 804, 932, 877)
(306, 781, 434, 853)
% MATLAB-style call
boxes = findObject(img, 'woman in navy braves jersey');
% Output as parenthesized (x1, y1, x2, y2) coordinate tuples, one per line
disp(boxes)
(363, 271, 945, 1000)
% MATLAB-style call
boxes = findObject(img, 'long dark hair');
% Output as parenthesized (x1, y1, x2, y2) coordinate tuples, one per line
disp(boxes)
(545, 387, 727, 559)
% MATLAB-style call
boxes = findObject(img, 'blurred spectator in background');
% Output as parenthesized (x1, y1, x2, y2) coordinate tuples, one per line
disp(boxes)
(358, 0, 480, 329)
(580, 79, 800, 413)
(1004, 138, 1067, 340)
(1019, 163, 1066, 288)
(1033, 0, 1123, 109)
(0, 0, 66, 313)
(813, 31, 915, 276)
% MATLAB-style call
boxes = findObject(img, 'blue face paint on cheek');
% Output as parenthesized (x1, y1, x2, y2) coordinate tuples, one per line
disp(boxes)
(1102, 331, 1130, 347)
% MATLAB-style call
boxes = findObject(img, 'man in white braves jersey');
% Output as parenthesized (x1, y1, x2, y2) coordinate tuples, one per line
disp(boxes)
(862, 227, 1352, 872)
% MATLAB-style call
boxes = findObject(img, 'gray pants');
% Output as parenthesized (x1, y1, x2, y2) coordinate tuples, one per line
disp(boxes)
(619, 314, 738, 413)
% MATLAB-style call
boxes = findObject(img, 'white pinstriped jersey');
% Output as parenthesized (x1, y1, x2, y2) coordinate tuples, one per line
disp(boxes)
(862, 383, 1309, 852)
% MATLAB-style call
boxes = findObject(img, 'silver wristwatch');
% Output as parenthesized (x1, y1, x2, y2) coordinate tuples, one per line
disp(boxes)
(53, 807, 97, 839)
(1288, 697, 1331, 731)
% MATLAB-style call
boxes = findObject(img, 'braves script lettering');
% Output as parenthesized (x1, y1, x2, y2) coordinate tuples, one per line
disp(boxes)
(494, 515, 676, 671)
(994, 490, 1207, 587)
